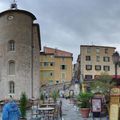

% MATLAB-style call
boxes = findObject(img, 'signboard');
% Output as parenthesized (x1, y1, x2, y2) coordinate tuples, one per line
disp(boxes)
(91, 98, 102, 112)
(109, 104, 119, 120)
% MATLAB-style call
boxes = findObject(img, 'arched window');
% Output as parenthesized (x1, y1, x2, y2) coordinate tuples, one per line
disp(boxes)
(9, 60, 15, 75)
(8, 40, 15, 51)
(9, 81, 15, 93)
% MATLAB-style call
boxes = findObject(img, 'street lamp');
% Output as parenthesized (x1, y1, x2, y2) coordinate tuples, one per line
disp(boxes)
(112, 51, 120, 85)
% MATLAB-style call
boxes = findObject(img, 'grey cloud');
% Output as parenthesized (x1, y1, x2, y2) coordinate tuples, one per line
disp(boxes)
(1, 0, 120, 62)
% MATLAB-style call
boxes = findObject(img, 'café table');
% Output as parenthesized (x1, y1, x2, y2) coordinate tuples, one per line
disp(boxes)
(38, 107, 54, 111)
(38, 107, 55, 120)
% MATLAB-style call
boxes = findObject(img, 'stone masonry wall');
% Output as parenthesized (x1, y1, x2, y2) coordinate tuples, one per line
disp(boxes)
(0, 11, 35, 100)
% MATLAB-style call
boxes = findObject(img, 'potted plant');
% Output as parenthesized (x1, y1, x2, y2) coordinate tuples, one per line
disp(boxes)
(40, 92, 45, 104)
(51, 90, 59, 103)
(77, 92, 93, 118)
(19, 92, 28, 120)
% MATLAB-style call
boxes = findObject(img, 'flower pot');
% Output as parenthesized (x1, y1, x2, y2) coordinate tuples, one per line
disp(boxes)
(80, 108, 90, 118)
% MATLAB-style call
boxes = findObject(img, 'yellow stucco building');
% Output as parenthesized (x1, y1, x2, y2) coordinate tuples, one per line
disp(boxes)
(80, 45, 117, 91)
(40, 47, 73, 87)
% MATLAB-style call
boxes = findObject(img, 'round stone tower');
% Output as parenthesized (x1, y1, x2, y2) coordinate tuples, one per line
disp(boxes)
(0, 4, 40, 100)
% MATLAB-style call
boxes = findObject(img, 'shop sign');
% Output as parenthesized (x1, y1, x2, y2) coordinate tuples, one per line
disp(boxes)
(91, 98, 102, 112)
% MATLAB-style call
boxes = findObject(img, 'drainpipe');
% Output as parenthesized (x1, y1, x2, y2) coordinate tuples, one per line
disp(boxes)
(31, 25, 34, 98)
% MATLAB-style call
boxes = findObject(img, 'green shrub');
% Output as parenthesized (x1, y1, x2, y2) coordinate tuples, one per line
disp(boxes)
(20, 92, 28, 118)
(51, 90, 59, 102)
(40, 92, 44, 101)
(77, 92, 93, 108)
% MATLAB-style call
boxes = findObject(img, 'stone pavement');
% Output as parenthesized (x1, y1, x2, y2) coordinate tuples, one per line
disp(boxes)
(61, 98, 107, 120)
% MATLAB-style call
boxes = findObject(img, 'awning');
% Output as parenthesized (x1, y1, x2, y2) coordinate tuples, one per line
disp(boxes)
(112, 75, 120, 79)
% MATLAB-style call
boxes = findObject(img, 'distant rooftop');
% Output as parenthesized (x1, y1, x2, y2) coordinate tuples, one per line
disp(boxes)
(42, 46, 73, 57)
(80, 45, 116, 49)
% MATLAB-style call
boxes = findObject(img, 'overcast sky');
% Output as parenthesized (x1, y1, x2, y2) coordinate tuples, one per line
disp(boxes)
(1, 0, 120, 63)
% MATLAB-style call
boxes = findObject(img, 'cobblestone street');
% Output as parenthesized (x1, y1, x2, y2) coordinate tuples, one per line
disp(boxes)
(60, 98, 107, 120)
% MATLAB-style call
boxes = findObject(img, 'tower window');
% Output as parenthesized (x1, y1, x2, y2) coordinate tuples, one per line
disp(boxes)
(9, 60, 15, 75)
(8, 40, 15, 51)
(9, 81, 15, 93)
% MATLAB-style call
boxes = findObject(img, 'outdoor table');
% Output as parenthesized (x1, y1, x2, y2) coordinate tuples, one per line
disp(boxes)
(40, 103, 56, 107)
(38, 107, 55, 120)
(38, 107, 54, 111)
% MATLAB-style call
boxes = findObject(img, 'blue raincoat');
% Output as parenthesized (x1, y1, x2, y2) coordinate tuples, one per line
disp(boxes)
(2, 101, 21, 120)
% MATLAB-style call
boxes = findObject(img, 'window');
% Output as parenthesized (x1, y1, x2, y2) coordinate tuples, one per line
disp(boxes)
(43, 72, 48, 78)
(50, 72, 53, 76)
(62, 57, 65, 61)
(96, 48, 100, 54)
(50, 55, 54, 58)
(9, 81, 15, 93)
(87, 47, 91, 53)
(103, 57, 110, 62)
(50, 62, 54, 66)
(103, 66, 110, 71)
(9, 60, 15, 75)
(44, 62, 49, 66)
(56, 81, 59, 84)
(86, 56, 91, 61)
(8, 40, 15, 51)
(94, 75, 100, 79)
(61, 65, 66, 70)
(49, 80, 53, 85)
(86, 65, 92, 70)
(96, 56, 100, 62)
(95, 65, 101, 70)
(40, 62, 43, 66)
(61, 73, 65, 79)
(85, 75, 92, 81)
(105, 48, 108, 54)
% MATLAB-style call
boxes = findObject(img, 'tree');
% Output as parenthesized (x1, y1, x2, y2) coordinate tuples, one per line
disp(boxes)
(90, 72, 115, 95)
(90, 72, 115, 114)
(20, 92, 28, 119)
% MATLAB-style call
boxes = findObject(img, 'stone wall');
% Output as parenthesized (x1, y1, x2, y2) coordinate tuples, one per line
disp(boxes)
(0, 10, 40, 100)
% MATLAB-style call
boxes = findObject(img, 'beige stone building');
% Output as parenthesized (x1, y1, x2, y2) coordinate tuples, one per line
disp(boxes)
(80, 45, 118, 90)
(40, 47, 73, 86)
(0, 4, 41, 99)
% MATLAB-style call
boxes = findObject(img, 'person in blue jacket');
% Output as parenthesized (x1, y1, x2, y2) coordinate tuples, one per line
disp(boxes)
(2, 96, 21, 120)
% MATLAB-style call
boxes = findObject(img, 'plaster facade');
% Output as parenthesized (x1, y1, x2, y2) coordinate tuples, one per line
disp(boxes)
(40, 47, 73, 86)
(0, 9, 40, 100)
